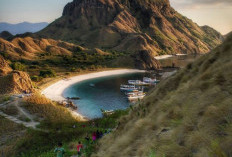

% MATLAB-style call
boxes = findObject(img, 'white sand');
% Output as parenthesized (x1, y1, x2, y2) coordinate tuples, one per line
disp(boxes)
(42, 69, 145, 101)
(154, 55, 173, 60)
(41, 69, 145, 119)
(175, 54, 187, 56)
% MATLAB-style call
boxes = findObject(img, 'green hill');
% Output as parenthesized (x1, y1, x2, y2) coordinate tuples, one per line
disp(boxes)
(93, 34, 232, 157)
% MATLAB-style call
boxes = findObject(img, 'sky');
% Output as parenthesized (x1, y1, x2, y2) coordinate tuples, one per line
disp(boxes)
(0, 0, 231, 34)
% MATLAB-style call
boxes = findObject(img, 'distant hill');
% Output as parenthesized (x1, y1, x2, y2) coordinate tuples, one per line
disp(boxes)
(0, 22, 49, 35)
(0, 31, 13, 40)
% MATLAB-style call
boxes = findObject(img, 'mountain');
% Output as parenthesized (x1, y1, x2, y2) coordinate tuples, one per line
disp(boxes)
(39, 0, 223, 57)
(0, 31, 13, 40)
(0, 22, 49, 35)
(93, 33, 232, 157)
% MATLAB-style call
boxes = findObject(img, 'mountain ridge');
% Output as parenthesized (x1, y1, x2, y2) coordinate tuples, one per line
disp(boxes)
(0, 22, 49, 35)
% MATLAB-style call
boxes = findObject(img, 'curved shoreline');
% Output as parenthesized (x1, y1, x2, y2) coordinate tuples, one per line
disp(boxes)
(41, 69, 146, 119)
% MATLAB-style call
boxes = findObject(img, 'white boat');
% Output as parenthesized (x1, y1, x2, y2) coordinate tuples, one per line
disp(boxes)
(125, 90, 144, 96)
(143, 77, 160, 83)
(89, 83, 95, 87)
(128, 80, 150, 86)
(127, 92, 146, 100)
(120, 85, 138, 91)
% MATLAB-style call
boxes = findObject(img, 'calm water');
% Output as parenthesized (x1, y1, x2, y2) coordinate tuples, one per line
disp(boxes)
(64, 55, 200, 119)
(63, 73, 154, 119)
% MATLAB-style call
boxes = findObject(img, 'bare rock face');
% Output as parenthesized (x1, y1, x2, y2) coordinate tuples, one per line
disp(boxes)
(0, 70, 33, 94)
(38, 0, 223, 69)
(0, 55, 12, 76)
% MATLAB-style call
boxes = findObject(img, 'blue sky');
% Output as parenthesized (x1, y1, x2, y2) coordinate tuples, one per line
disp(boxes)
(0, 0, 231, 34)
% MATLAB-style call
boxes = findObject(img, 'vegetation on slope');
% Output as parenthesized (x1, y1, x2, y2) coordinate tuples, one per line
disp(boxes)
(0, 93, 128, 157)
(93, 34, 232, 156)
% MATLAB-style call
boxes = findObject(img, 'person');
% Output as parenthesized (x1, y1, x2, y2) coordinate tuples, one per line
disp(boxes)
(92, 132, 97, 142)
(54, 142, 65, 157)
(77, 141, 83, 157)
(84, 134, 90, 149)
(96, 130, 100, 139)
(85, 134, 90, 142)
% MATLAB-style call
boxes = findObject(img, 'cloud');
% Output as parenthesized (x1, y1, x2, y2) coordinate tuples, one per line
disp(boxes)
(170, 0, 232, 9)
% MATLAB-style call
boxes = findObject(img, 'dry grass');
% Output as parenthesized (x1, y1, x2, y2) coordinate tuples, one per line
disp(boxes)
(0, 105, 19, 116)
(0, 116, 25, 157)
(92, 34, 232, 156)
(22, 93, 77, 128)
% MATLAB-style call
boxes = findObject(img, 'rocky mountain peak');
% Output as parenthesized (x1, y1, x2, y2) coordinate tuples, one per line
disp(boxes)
(39, 0, 223, 69)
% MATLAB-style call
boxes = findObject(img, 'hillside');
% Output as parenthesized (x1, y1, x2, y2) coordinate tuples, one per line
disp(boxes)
(0, 22, 48, 35)
(39, 0, 223, 57)
(0, 55, 33, 94)
(0, 31, 13, 40)
(0, 36, 160, 70)
(0, 37, 84, 60)
(93, 34, 232, 156)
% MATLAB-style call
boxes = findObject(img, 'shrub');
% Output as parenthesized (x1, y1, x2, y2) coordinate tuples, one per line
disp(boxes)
(70, 67, 76, 72)
(31, 75, 41, 82)
(39, 69, 56, 78)
(11, 62, 26, 71)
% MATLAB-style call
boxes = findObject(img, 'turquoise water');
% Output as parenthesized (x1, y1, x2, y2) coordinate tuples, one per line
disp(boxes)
(63, 73, 153, 119)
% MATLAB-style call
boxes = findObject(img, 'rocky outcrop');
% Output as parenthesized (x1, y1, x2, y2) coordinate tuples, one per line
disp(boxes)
(0, 54, 33, 94)
(0, 55, 12, 76)
(0, 71, 33, 94)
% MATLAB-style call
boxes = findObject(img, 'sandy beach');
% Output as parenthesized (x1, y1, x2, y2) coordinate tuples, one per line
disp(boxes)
(42, 69, 145, 102)
(154, 55, 173, 60)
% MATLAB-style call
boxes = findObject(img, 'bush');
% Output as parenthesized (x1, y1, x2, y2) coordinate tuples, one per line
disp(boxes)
(70, 67, 76, 72)
(39, 69, 56, 78)
(12, 62, 26, 71)
(31, 75, 41, 82)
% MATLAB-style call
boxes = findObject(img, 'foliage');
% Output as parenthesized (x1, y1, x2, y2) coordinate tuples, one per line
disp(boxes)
(39, 69, 56, 78)
(11, 62, 26, 71)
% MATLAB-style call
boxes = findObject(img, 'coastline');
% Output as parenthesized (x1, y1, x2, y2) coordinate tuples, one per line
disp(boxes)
(41, 69, 146, 119)
(154, 55, 173, 60)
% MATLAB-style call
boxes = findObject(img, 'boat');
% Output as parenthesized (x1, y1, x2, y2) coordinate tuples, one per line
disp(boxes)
(127, 92, 146, 100)
(120, 85, 138, 91)
(89, 83, 95, 87)
(125, 90, 144, 96)
(143, 77, 160, 83)
(101, 109, 114, 115)
(128, 80, 150, 86)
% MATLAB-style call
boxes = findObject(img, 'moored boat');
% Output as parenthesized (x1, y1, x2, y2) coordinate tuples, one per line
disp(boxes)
(120, 85, 138, 91)
(127, 92, 146, 100)
(143, 77, 160, 83)
(128, 80, 150, 86)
